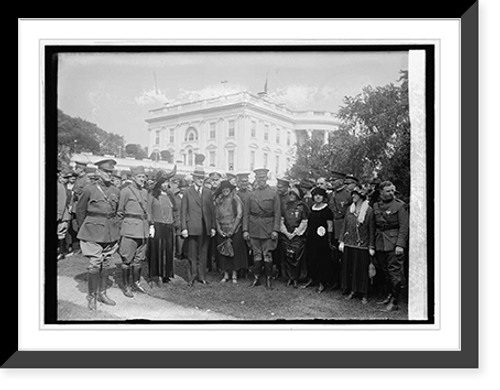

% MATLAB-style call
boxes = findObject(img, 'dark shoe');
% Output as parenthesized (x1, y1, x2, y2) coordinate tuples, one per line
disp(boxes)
(317, 283, 325, 294)
(377, 294, 392, 305)
(266, 277, 273, 290)
(287, 279, 293, 287)
(293, 280, 298, 289)
(97, 292, 116, 306)
(382, 302, 399, 312)
(123, 286, 134, 298)
(301, 278, 313, 288)
(249, 277, 261, 288)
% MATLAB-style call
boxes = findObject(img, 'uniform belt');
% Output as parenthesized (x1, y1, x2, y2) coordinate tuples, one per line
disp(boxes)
(377, 223, 400, 231)
(124, 213, 148, 220)
(86, 211, 115, 219)
(249, 212, 274, 218)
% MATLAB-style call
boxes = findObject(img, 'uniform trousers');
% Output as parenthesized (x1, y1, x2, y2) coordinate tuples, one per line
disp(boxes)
(119, 236, 147, 268)
(249, 238, 278, 262)
(376, 250, 405, 296)
(80, 241, 119, 271)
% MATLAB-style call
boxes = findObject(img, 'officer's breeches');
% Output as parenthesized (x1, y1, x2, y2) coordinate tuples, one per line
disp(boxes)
(249, 238, 277, 262)
(119, 236, 147, 267)
(81, 241, 119, 271)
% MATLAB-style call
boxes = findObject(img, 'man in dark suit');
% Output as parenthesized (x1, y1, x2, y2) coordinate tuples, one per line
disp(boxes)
(181, 167, 216, 286)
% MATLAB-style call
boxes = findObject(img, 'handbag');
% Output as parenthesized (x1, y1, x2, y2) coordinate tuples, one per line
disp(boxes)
(217, 237, 234, 257)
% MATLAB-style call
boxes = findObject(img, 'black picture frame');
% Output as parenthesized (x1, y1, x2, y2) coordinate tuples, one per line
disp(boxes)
(9, 9, 478, 369)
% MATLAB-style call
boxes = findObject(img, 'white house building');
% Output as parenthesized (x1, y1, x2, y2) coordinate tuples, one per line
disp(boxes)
(145, 91, 341, 180)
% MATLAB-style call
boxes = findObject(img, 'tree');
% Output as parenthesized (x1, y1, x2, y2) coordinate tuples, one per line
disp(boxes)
(289, 70, 410, 197)
(57, 109, 125, 158)
(160, 150, 173, 163)
(125, 143, 147, 160)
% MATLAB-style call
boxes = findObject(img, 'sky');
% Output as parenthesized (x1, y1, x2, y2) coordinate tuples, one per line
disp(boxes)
(57, 50, 408, 147)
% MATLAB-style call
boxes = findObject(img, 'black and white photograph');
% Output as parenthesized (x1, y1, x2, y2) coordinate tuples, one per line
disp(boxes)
(13, 13, 486, 376)
(46, 45, 433, 324)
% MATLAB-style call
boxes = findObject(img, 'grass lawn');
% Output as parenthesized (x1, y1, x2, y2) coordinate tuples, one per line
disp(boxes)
(57, 252, 409, 322)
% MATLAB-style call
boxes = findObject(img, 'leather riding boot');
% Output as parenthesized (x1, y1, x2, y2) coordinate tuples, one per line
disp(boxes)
(121, 266, 134, 298)
(87, 271, 99, 310)
(249, 261, 262, 287)
(132, 266, 147, 293)
(97, 269, 116, 306)
(265, 262, 273, 290)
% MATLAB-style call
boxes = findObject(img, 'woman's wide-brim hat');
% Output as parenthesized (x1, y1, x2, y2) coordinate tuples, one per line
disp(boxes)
(154, 165, 177, 186)
(351, 185, 368, 198)
(219, 179, 236, 192)
(311, 186, 328, 199)
(289, 186, 303, 199)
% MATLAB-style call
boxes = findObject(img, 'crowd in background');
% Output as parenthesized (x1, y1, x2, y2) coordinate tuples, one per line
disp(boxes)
(56, 159, 409, 313)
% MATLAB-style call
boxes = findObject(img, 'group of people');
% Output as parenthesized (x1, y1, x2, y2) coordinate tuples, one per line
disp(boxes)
(56, 158, 409, 314)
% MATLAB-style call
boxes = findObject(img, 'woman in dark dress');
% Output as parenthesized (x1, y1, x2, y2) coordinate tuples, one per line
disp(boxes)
(214, 180, 248, 284)
(146, 168, 177, 287)
(339, 185, 376, 304)
(304, 187, 335, 293)
(279, 187, 309, 288)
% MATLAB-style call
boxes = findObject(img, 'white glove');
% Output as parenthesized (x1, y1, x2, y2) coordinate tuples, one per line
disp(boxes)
(181, 229, 189, 238)
(339, 242, 345, 253)
(149, 225, 155, 238)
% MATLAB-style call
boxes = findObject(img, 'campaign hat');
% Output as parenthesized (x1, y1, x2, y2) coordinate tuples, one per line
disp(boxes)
(130, 166, 146, 176)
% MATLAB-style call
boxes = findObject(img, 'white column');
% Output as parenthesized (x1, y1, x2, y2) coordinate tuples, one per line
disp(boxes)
(408, 49, 427, 321)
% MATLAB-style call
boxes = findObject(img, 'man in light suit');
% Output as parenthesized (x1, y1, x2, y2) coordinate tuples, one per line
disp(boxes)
(181, 167, 216, 287)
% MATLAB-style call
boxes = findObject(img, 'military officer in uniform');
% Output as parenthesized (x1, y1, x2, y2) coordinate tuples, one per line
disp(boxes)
(243, 168, 281, 290)
(117, 166, 150, 298)
(235, 172, 252, 277)
(69, 161, 92, 254)
(373, 180, 409, 311)
(75, 159, 120, 310)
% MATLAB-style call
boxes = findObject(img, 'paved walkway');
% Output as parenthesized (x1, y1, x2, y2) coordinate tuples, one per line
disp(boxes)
(58, 274, 237, 321)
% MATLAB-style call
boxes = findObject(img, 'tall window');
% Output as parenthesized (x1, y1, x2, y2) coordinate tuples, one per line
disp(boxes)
(210, 123, 216, 139)
(263, 153, 268, 168)
(251, 121, 256, 138)
(155, 130, 160, 145)
(287, 131, 291, 146)
(169, 129, 174, 143)
(264, 125, 269, 141)
(187, 149, 194, 166)
(228, 150, 235, 171)
(276, 128, 280, 144)
(209, 151, 216, 167)
(228, 120, 235, 137)
(275, 156, 280, 174)
(250, 151, 255, 171)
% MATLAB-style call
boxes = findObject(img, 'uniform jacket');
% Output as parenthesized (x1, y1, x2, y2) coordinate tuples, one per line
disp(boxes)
(373, 198, 409, 252)
(243, 185, 281, 239)
(117, 182, 149, 239)
(180, 185, 215, 236)
(339, 204, 375, 250)
(75, 180, 120, 243)
(71, 173, 91, 212)
(57, 182, 71, 222)
(329, 186, 353, 239)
